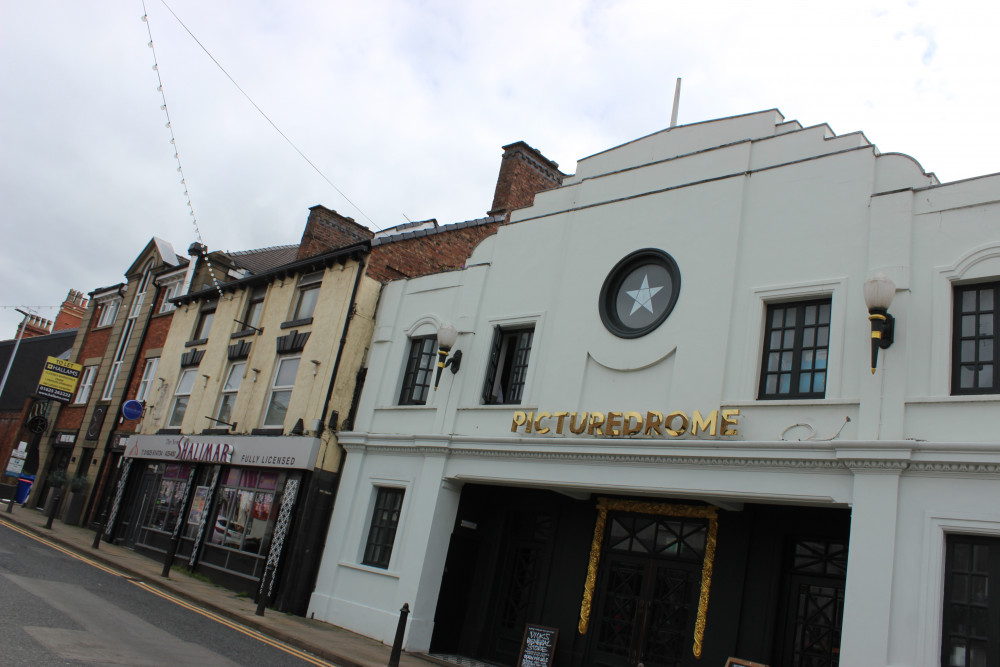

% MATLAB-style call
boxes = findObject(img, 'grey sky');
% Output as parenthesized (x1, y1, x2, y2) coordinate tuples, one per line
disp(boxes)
(1, 0, 997, 338)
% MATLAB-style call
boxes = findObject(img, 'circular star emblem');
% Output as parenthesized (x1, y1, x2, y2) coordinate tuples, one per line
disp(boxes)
(599, 249, 681, 338)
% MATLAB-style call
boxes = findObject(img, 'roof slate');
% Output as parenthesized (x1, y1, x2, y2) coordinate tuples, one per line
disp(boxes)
(226, 245, 299, 275)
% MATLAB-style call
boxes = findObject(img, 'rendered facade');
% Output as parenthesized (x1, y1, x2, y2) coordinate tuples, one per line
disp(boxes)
(116, 145, 564, 613)
(307, 110, 1000, 666)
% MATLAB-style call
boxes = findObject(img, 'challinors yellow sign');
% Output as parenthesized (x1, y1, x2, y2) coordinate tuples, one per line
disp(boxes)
(37, 356, 83, 403)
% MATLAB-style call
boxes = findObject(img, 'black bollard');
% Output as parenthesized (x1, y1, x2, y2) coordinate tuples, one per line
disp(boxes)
(91, 523, 104, 550)
(387, 603, 409, 667)
(255, 564, 275, 616)
(44, 488, 64, 530)
(92, 509, 109, 550)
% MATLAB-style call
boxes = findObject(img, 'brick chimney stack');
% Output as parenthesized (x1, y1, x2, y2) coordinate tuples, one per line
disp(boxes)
(296, 205, 375, 261)
(53, 289, 88, 332)
(17, 314, 52, 339)
(488, 141, 566, 220)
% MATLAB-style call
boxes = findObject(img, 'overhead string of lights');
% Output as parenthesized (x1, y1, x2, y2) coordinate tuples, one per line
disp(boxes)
(141, 3, 224, 299)
(153, 0, 378, 231)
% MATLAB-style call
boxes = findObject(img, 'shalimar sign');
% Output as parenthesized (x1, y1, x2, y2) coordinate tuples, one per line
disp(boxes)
(124, 434, 320, 470)
(510, 408, 740, 438)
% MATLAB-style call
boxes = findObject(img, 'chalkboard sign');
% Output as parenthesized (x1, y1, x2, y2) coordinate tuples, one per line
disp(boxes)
(517, 624, 558, 667)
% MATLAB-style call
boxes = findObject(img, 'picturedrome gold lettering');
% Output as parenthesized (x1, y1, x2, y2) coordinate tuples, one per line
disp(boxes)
(510, 408, 740, 438)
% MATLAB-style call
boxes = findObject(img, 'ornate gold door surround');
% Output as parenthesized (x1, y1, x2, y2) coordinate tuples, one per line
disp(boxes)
(578, 498, 719, 660)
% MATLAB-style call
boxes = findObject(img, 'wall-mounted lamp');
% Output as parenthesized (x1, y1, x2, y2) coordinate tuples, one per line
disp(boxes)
(201, 373, 211, 387)
(250, 368, 261, 383)
(863, 272, 896, 374)
(434, 322, 462, 390)
(311, 359, 322, 376)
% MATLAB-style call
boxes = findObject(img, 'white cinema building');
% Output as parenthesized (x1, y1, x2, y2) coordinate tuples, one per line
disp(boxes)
(308, 110, 1000, 667)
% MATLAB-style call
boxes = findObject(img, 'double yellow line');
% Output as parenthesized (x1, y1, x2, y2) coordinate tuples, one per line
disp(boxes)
(1, 519, 338, 667)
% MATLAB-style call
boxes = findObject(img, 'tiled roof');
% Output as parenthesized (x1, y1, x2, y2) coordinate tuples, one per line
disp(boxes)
(371, 215, 504, 247)
(226, 245, 299, 275)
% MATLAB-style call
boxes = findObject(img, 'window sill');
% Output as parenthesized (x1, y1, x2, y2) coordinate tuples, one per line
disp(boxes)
(338, 560, 400, 579)
(157, 428, 182, 435)
(185, 338, 208, 348)
(724, 397, 859, 408)
(280, 317, 313, 329)
(906, 394, 1000, 404)
(251, 428, 283, 436)
(201, 428, 232, 435)
(458, 403, 536, 411)
(375, 404, 437, 412)
(230, 329, 256, 339)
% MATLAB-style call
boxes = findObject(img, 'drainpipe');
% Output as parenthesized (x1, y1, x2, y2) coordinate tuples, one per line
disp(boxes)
(317, 251, 367, 439)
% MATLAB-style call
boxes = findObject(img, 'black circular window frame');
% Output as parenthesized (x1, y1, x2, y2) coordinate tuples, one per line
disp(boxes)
(599, 248, 681, 339)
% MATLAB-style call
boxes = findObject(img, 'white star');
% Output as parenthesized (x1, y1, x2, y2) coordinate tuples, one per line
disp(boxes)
(625, 274, 663, 316)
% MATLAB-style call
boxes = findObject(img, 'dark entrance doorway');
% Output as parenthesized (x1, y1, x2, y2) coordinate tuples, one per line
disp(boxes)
(773, 538, 847, 667)
(587, 510, 709, 667)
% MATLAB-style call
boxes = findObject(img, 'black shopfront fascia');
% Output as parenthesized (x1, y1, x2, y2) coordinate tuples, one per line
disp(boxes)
(110, 455, 338, 615)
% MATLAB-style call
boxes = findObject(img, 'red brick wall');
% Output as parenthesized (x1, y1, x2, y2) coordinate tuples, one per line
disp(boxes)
(297, 206, 375, 260)
(121, 312, 173, 426)
(489, 142, 565, 218)
(53, 290, 88, 332)
(78, 327, 111, 365)
(54, 405, 86, 430)
(367, 222, 502, 284)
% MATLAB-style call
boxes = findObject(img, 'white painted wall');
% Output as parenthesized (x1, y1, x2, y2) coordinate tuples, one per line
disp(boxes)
(309, 110, 1000, 663)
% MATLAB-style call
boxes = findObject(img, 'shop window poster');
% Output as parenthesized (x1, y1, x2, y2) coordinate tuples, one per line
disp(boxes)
(187, 486, 211, 525)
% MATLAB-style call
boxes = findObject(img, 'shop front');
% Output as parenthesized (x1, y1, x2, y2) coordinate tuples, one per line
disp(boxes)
(111, 434, 320, 598)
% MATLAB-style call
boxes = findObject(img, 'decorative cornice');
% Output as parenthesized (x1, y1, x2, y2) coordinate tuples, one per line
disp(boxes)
(909, 462, 1000, 475)
(838, 459, 910, 473)
(341, 437, 1000, 476)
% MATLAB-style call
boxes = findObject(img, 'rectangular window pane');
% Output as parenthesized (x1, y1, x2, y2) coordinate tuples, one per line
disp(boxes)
(399, 337, 436, 405)
(136, 358, 159, 402)
(759, 298, 832, 399)
(482, 326, 534, 404)
(275, 358, 299, 386)
(263, 358, 298, 427)
(294, 285, 320, 320)
(263, 390, 291, 426)
(74, 366, 97, 404)
(195, 309, 215, 340)
(953, 282, 999, 395)
(362, 487, 404, 569)
(169, 369, 197, 427)
(942, 534, 999, 666)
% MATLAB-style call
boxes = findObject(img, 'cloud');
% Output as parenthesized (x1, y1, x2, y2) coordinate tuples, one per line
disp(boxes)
(1, 0, 998, 338)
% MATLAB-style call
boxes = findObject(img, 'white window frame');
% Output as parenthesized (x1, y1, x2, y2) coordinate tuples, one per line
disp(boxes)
(291, 271, 323, 321)
(136, 358, 159, 402)
(262, 357, 299, 427)
(216, 361, 246, 426)
(740, 278, 847, 401)
(192, 306, 216, 341)
(241, 286, 266, 331)
(96, 297, 121, 328)
(916, 511, 1000, 664)
(159, 281, 179, 313)
(74, 366, 98, 404)
(168, 369, 198, 428)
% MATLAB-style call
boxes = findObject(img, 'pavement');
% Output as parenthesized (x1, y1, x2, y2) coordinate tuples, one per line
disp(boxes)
(0, 500, 444, 667)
